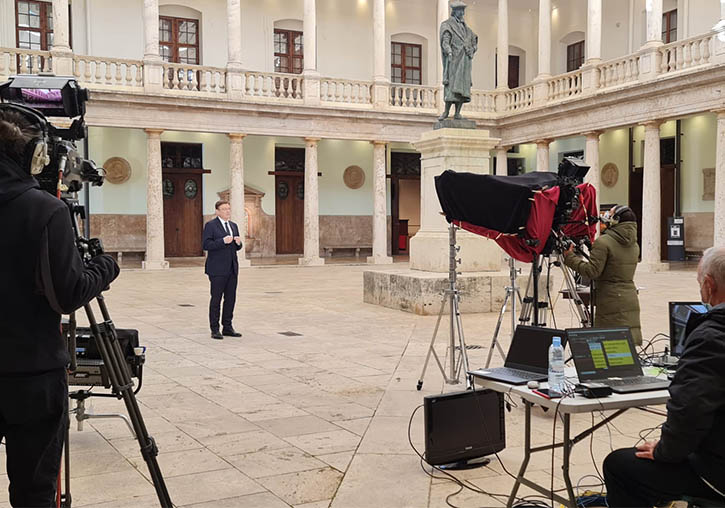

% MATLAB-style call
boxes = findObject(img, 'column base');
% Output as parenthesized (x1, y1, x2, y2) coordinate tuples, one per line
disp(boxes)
(142, 259, 170, 270)
(367, 255, 393, 265)
(298, 256, 325, 266)
(637, 261, 670, 273)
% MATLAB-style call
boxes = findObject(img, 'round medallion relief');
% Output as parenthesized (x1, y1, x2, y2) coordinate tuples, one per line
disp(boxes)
(343, 165, 365, 190)
(601, 162, 619, 188)
(103, 157, 132, 185)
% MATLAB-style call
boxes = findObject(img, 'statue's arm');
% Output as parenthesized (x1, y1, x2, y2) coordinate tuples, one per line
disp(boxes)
(441, 30, 453, 57)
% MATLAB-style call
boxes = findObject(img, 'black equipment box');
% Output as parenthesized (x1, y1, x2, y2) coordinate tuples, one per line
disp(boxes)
(667, 217, 685, 261)
(66, 326, 142, 387)
(424, 389, 506, 466)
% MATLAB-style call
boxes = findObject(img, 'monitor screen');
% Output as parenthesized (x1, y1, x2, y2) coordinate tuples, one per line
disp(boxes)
(669, 302, 709, 356)
(505, 326, 567, 374)
(567, 327, 642, 381)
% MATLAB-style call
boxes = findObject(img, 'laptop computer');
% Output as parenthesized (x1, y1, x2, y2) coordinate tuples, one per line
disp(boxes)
(470, 326, 567, 385)
(669, 301, 710, 356)
(567, 327, 670, 394)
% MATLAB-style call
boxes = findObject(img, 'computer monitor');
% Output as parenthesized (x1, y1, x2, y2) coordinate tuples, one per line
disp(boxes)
(669, 302, 709, 356)
(423, 389, 505, 466)
(566, 327, 643, 381)
(504, 325, 567, 374)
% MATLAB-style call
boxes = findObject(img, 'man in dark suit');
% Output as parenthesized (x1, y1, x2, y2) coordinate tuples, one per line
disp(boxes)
(203, 200, 243, 340)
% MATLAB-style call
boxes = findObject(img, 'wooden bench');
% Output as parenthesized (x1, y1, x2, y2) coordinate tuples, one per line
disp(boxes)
(323, 245, 372, 258)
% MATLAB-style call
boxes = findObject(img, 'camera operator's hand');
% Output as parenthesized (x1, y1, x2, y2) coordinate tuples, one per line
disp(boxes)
(223, 235, 233, 244)
(565, 244, 575, 256)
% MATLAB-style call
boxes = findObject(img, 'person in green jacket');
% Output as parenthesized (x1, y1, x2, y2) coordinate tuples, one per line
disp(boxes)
(564, 205, 643, 345)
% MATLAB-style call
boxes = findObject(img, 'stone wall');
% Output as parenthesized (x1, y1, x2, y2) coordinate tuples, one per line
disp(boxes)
(683, 212, 714, 253)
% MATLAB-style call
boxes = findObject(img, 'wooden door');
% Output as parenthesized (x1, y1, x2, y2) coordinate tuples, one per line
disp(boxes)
(163, 172, 203, 257)
(628, 166, 643, 254)
(275, 174, 304, 254)
(391, 152, 420, 255)
(508, 55, 520, 89)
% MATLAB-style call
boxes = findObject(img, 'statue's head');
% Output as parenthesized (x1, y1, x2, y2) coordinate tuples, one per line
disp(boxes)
(450, 0, 466, 19)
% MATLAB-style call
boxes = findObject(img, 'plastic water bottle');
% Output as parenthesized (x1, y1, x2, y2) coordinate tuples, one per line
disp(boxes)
(548, 336, 565, 397)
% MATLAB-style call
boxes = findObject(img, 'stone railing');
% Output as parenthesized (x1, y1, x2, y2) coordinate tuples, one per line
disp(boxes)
(502, 84, 535, 112)
(389, 84, 438, 110)
(320, 78, 372, 105)
(469, 90, 497, 114)
(244, 71, 303, 100)
(0, 48, 52, 78)
(73, 56, 143, 89)
(162, 62, 226, 94)
(597, 54, 641, 89)
(659, 31, 714, 75)
(547, 69, 583, 101)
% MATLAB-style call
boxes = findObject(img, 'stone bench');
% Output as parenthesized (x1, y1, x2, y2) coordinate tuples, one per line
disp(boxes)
(107, 248, 145, 265)
(323, 245, 372, 258)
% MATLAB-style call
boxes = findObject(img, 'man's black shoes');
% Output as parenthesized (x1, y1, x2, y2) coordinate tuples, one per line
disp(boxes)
(211, 330, 223, 340)
(222, 328, 242, 337)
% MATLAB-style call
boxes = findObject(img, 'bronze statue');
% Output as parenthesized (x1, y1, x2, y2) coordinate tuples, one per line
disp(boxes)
(439, 1, 478, 121)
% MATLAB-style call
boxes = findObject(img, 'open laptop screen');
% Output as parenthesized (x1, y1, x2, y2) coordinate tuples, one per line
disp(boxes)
(567, 327, 642, 381)
(505, 326, 566, 374)
(669, 302, 709, 356)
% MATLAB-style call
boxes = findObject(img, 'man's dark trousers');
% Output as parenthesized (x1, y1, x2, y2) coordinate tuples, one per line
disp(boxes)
(203, 218, 241, 333)
(0, 369, 68, 507)
(603, 448, 719, 507)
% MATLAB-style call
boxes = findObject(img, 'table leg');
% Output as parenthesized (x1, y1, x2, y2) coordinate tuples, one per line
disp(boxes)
(507, 401, 532, 508)
(562, 414, 576, 507)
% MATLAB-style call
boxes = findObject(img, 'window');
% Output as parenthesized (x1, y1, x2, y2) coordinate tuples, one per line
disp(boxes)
(391, 42, 421, 85)
(566, 40, 585, 72)
(495, 54, 520, 89)
(662, 9, 677, 43)
(16, 0, 53, 50)
(274, 29, 303, 74)
(159, 16, 199, 64)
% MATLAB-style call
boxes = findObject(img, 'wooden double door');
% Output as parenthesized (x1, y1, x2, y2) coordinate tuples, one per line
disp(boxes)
(275, 173, 304, 254)
(163, 171, 203, 257)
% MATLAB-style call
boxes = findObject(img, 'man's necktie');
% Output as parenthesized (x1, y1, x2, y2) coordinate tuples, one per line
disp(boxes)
(224, 222, 231, 236)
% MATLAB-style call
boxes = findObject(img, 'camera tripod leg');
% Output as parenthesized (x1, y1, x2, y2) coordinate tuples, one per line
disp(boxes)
(84, 298, 172, 508)
(452, 292, 472, 389)
(485, 289, 512, 368)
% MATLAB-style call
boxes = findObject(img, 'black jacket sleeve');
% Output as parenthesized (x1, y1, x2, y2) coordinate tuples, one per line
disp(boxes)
(39, 207, 120, 314)
(234, 222, 242, 251)
(654, 325, 725, 463)
(203, 221, 226, 252)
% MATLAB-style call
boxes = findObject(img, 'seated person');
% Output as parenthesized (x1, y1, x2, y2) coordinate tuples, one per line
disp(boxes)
(602, 246, 725, 507)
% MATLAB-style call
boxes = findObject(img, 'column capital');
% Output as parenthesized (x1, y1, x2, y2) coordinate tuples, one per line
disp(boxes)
(144, 128, 164, 137)
(535, 139, 552, 147)
(227, 132, 247, 141)
(304, 137, 321, 144)
(371, 140, 389, 146)
(640, 119, 664, 129)
(711, 109, 725, 119)
(583, 130, 603, 139)
(496, 145, 511, 151)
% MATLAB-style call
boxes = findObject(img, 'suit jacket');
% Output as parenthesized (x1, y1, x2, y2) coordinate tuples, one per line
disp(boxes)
(203, 217, 242, 276)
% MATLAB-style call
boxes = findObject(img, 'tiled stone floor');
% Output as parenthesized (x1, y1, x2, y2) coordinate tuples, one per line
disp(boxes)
(0, 262, 699, 507)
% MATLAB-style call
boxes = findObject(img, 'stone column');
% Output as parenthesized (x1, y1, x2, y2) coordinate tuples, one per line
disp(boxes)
(641, 120, 666, 270)
(228, 133, 251, 268)
(299, 138, 324, 266)
(372, 0, 389, 108)
(586, 0, 602, 63)
(584, 131, 601, 211)
(410, 129, 502, 273)
(369, 141, 393, 264)
(722, 0, 725, 20)
(495, 146, 509, 176)
(645, 0, 663, 47)
(50, 0, 72, 74)
(303, 0, 321, 105)
(715, 112, 725, 246)
(497, 0, 509, 90)
(143, 129, 169, 270)
(536, 0, 551, 80)
(226, 0, 242, 67)
(536, 139, 550, 172)
(143, 0, 163, 92)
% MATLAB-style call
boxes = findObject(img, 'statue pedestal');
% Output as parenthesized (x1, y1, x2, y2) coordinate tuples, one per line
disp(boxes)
(363, 128, 506, 315)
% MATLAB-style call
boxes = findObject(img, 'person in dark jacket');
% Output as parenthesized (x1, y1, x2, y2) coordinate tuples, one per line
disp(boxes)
(602, 245, 725, 507)
(0, 107, 120, 507)
(203, 200, 243, 340)
(564, 205, 642, 344)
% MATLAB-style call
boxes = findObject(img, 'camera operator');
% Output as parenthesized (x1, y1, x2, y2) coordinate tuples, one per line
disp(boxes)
(602, 246, 725, 507)
(563, 205, 642, 345)
(0, 108, 119, 506)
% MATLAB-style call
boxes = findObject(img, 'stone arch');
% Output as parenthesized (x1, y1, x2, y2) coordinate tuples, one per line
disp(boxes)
(559, 30, 586, 73)
(390, 32, 428, 85)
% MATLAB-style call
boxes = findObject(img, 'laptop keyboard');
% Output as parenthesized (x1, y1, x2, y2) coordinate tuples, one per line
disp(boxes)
(603, 377, 663, 386)
(494, 367, 543, 380)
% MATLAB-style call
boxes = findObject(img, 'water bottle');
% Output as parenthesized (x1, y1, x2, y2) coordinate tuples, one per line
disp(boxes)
(548, 336, 565, 397)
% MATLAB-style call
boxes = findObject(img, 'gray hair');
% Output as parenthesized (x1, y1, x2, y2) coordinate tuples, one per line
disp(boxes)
(700, 246, 725, 288)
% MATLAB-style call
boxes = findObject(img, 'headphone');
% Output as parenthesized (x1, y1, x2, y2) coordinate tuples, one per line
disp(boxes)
(0, 102, 50, 175)
(602, 205, 632, 227)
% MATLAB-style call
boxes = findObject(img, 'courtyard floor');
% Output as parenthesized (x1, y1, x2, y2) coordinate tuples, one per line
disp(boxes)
(0, 261, 699, 508)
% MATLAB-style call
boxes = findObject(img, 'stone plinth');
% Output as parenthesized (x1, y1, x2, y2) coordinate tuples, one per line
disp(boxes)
(363, 269, 512, 315)
(410, 128, 502, 273)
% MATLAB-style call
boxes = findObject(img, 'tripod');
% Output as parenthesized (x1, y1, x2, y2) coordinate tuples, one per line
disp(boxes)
(484, 257, 522, 368)
(416, 224, 471, 391)
(59, 195, 172, 507)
